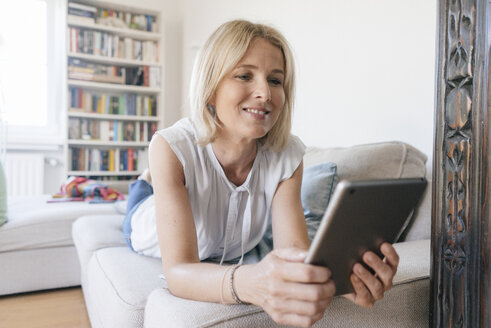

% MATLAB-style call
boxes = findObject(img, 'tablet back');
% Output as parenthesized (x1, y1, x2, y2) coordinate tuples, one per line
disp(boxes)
(305, 178, 426, 295)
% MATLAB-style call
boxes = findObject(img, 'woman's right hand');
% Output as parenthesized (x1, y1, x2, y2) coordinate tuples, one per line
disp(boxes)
(235, 248, 335, 328)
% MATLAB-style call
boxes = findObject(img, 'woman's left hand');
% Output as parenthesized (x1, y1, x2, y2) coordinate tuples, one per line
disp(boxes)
(344, 242, 399, 308)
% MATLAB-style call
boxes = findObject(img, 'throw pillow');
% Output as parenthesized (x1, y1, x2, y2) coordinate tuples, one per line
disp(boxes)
(0, 161, 7, 226)
(301, 162, 338, 241)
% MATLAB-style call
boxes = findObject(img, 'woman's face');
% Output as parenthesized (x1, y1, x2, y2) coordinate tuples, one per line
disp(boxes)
(210, 38, 285, 142)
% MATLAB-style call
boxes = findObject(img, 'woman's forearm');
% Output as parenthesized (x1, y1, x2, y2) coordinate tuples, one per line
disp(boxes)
(165, 249, 336, 328)
(164, 262, 248, 304)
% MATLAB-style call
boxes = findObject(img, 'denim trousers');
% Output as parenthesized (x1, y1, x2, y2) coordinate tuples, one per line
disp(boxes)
(122, 179, 154, 250)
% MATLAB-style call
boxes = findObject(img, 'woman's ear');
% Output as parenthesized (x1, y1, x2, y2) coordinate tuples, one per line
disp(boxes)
(208, 94, 216, 107)
(207, 93, 217, 116)
(207, 104, 216, 114)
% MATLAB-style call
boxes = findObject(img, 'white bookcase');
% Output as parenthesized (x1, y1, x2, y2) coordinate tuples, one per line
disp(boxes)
(65, 0, 164, 186)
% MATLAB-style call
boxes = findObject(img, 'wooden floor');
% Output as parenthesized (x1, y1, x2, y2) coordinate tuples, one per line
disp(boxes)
(0, 287, 91, 328)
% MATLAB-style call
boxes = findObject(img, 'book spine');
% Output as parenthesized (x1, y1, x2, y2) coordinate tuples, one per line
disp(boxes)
(100, 120, 109, 142)
(128, 148, 134, 171)
(109, 149, 115, 171)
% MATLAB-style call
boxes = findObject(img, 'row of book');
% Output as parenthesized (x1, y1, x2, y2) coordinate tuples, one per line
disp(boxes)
(68, 58, 161, 87)
(69, 87, 157, 116)
(68, 2, 157, 33)
(68, 118, 158, 143)
(69, 27, 159, 62)
(70, 147, 141, 172)
(68, 58, 124, 84)
(91, 176, 136, 181)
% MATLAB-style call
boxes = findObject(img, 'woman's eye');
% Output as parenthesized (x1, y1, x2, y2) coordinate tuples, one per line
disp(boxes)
(236, 74, 251, 81)
(269, 78, 282, 86)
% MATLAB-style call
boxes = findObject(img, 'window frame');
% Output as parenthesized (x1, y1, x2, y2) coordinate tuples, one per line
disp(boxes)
(3, 0, 66, 149)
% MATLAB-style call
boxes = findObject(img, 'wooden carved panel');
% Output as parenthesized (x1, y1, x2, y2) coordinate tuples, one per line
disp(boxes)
(432, 0, 490, 327)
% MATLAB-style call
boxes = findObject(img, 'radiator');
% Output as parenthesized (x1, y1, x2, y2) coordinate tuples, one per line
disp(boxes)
(4, 153, 44, 197)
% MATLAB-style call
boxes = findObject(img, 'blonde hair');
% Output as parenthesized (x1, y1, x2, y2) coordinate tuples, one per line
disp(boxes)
(190, 20, 295, 152)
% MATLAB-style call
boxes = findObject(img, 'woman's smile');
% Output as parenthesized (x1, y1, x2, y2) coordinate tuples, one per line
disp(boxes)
(243, 107, 271, 119)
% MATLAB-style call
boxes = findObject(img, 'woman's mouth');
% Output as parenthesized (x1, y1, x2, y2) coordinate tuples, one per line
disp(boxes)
(243, 108, 270, 115)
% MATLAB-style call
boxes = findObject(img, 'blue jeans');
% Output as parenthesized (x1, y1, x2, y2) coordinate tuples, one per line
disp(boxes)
(123, 179, 154, 251)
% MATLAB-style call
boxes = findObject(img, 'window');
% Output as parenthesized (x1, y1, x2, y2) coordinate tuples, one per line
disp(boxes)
(0, 0, 65, 147)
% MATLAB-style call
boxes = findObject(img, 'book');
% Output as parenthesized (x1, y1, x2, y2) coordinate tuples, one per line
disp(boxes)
(67, 14, 95, 24)
(113, 121, 118, 141)
(148, 122, 157, 141)
(100, 120, 110, 142)
(109, 121, 114, 141)
(109, 149, 115, 171)
(90, 149, 101, 171)
(139, 122, 144, 142)
(88, 119, 98, 139)
(78, 148, 85, 170)
(149, 67, 160, 88)
(123, 122, 135, 141)
(125, 67, 144, 86)
(80, 119, 90, 140)
(118, 121, 124, 141)
(128, 148, 134, 171)
(68, 118, 81, 139)
(71, 148, 78, 170)
(68, 2, 97, 13)
(151, 96, 157, 116)
(143, 66, 149, 87)
(102, 150, 109, 170)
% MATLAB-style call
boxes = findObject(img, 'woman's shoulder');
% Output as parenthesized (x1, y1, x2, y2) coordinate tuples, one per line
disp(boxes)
(154, 118, 197, 144)
(261, 135, 306, 181)
(263, 135, 306, 160)
(151, 118, 203, 173)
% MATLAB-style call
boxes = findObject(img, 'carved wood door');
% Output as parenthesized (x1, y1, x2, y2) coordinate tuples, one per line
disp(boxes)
(432, 0, 490, 327)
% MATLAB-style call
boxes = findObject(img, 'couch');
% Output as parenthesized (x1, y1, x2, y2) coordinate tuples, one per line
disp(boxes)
(72, 141, 431, 328)
(0, 195, 121, 295)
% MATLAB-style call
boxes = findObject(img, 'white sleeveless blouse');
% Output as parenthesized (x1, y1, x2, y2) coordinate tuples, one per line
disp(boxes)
(130, 118, 305, 263)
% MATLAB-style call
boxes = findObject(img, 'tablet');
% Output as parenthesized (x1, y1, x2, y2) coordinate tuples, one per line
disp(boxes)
(304, 177, 427, 296)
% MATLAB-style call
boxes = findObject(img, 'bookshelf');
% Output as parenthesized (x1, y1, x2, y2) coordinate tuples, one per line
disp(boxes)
(65, 0, 163, 184)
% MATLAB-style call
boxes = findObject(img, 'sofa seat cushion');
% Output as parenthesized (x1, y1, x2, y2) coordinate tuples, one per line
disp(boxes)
(72, 214, 127, 281)
(92, 247, 164, 308)
(0, 195, 121, 252)
(0, 246, 81, 295)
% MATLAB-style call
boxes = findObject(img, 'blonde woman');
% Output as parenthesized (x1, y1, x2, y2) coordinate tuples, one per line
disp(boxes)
(123, 20, 399, 327)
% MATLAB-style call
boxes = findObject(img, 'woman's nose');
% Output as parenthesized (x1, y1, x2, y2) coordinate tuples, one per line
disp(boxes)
(254, 79, 272, 101)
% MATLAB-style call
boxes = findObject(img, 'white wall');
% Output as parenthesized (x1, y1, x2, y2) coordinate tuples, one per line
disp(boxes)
(177, 0, 437, 159)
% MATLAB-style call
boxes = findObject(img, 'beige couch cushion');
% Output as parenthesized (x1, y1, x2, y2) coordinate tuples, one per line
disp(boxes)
(0, 195, 120, 252)
(304, 141, 427, 180)
(304, 141, 429, 241)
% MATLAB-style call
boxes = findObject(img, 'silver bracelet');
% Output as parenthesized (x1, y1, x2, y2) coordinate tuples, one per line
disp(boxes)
(229, 264, 248, 304)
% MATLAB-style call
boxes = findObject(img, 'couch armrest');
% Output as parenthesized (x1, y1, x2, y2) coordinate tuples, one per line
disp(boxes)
(392, 239, 430, 284)
(144, 239, 430, 328)
(72, 214, 126, 284)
